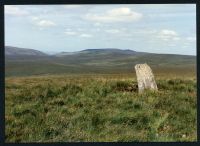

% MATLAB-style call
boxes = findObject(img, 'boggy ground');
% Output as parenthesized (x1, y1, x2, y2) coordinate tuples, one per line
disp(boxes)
(5, 74, 197, 142)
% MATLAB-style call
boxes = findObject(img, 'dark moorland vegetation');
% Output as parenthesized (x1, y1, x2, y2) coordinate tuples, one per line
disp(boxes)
(5, 73, 197, 142)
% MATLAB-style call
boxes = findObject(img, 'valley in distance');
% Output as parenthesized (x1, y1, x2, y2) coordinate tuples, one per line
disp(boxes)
(5, 46, 197, 142)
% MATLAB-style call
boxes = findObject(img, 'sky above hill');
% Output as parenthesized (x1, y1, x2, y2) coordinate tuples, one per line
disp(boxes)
(5, 4, 196, 55)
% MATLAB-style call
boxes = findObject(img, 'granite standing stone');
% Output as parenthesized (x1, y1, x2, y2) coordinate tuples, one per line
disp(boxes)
(135, 63, 158, 93)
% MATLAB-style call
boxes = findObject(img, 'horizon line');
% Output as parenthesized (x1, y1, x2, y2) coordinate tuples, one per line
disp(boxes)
(5, 45, 196, 56)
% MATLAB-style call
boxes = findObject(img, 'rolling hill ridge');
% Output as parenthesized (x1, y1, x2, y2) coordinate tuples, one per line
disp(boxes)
(5, 46, 196, 77)
(5, 46, 47, 56)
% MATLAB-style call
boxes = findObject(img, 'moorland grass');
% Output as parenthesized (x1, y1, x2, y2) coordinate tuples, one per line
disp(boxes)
(5, 74, 197, 142)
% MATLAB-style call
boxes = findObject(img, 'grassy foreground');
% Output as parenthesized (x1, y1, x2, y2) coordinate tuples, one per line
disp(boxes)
(5, 74, 197, 142)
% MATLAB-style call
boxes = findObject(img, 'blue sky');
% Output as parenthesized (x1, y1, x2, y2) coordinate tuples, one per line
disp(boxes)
(5, 4, 196, 55)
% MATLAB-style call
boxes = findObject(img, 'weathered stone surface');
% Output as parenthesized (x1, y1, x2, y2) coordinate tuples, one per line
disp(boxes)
(135, 63, 158, 93)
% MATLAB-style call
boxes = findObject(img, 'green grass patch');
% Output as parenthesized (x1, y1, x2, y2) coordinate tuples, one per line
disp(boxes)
(5, 74, 197, 142)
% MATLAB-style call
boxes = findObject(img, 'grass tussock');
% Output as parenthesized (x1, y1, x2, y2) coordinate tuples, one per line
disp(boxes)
(5, 74, 197, 142)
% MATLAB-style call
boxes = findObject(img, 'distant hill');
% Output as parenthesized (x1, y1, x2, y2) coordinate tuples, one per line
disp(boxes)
(5, 46, 196, 77)
(79, 48, 139, 55)
(55, 48, 140, 57)
(5, 46, 47, 56)
(55, 52, 79, 57)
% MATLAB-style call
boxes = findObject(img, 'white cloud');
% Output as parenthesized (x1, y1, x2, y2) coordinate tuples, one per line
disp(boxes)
(64, 30, 92, 38)
(64, 28, 93, 37)
(64, 31, 77, 36)
(80, 34, 93, 38)
(105, 29, 120, 34)
(5, 5, 29, 16)
(84, 7, 142, 23)
(31, 17, 56, 27)
(157, 29, 180, 41)
(186, 37, 196, 42)
(160, 29, 178, 36)
(36, 20, 56, 27)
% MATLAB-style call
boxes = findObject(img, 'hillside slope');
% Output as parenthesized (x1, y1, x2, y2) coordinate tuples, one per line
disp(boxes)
(5, 46, 196, 77)
(5, 46, 47, 56)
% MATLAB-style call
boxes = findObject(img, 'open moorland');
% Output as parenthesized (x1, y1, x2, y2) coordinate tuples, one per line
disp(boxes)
(5, 73, 197, 142)
(5, 47, 197, 142)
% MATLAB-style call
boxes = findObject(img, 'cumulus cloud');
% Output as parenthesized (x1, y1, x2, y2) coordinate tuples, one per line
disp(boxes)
(160, 29, 177, 36)
(84, 7, 142, 23)
(36, 20, 56, 27)
(31, 17, 56, 27)
(5, 5, 29, 16)
(157, 29, 180, 41)
(64, 29, 92, 38)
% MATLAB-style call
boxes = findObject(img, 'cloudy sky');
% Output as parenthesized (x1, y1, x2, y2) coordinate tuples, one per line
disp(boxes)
(5, 4, 196, 55)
